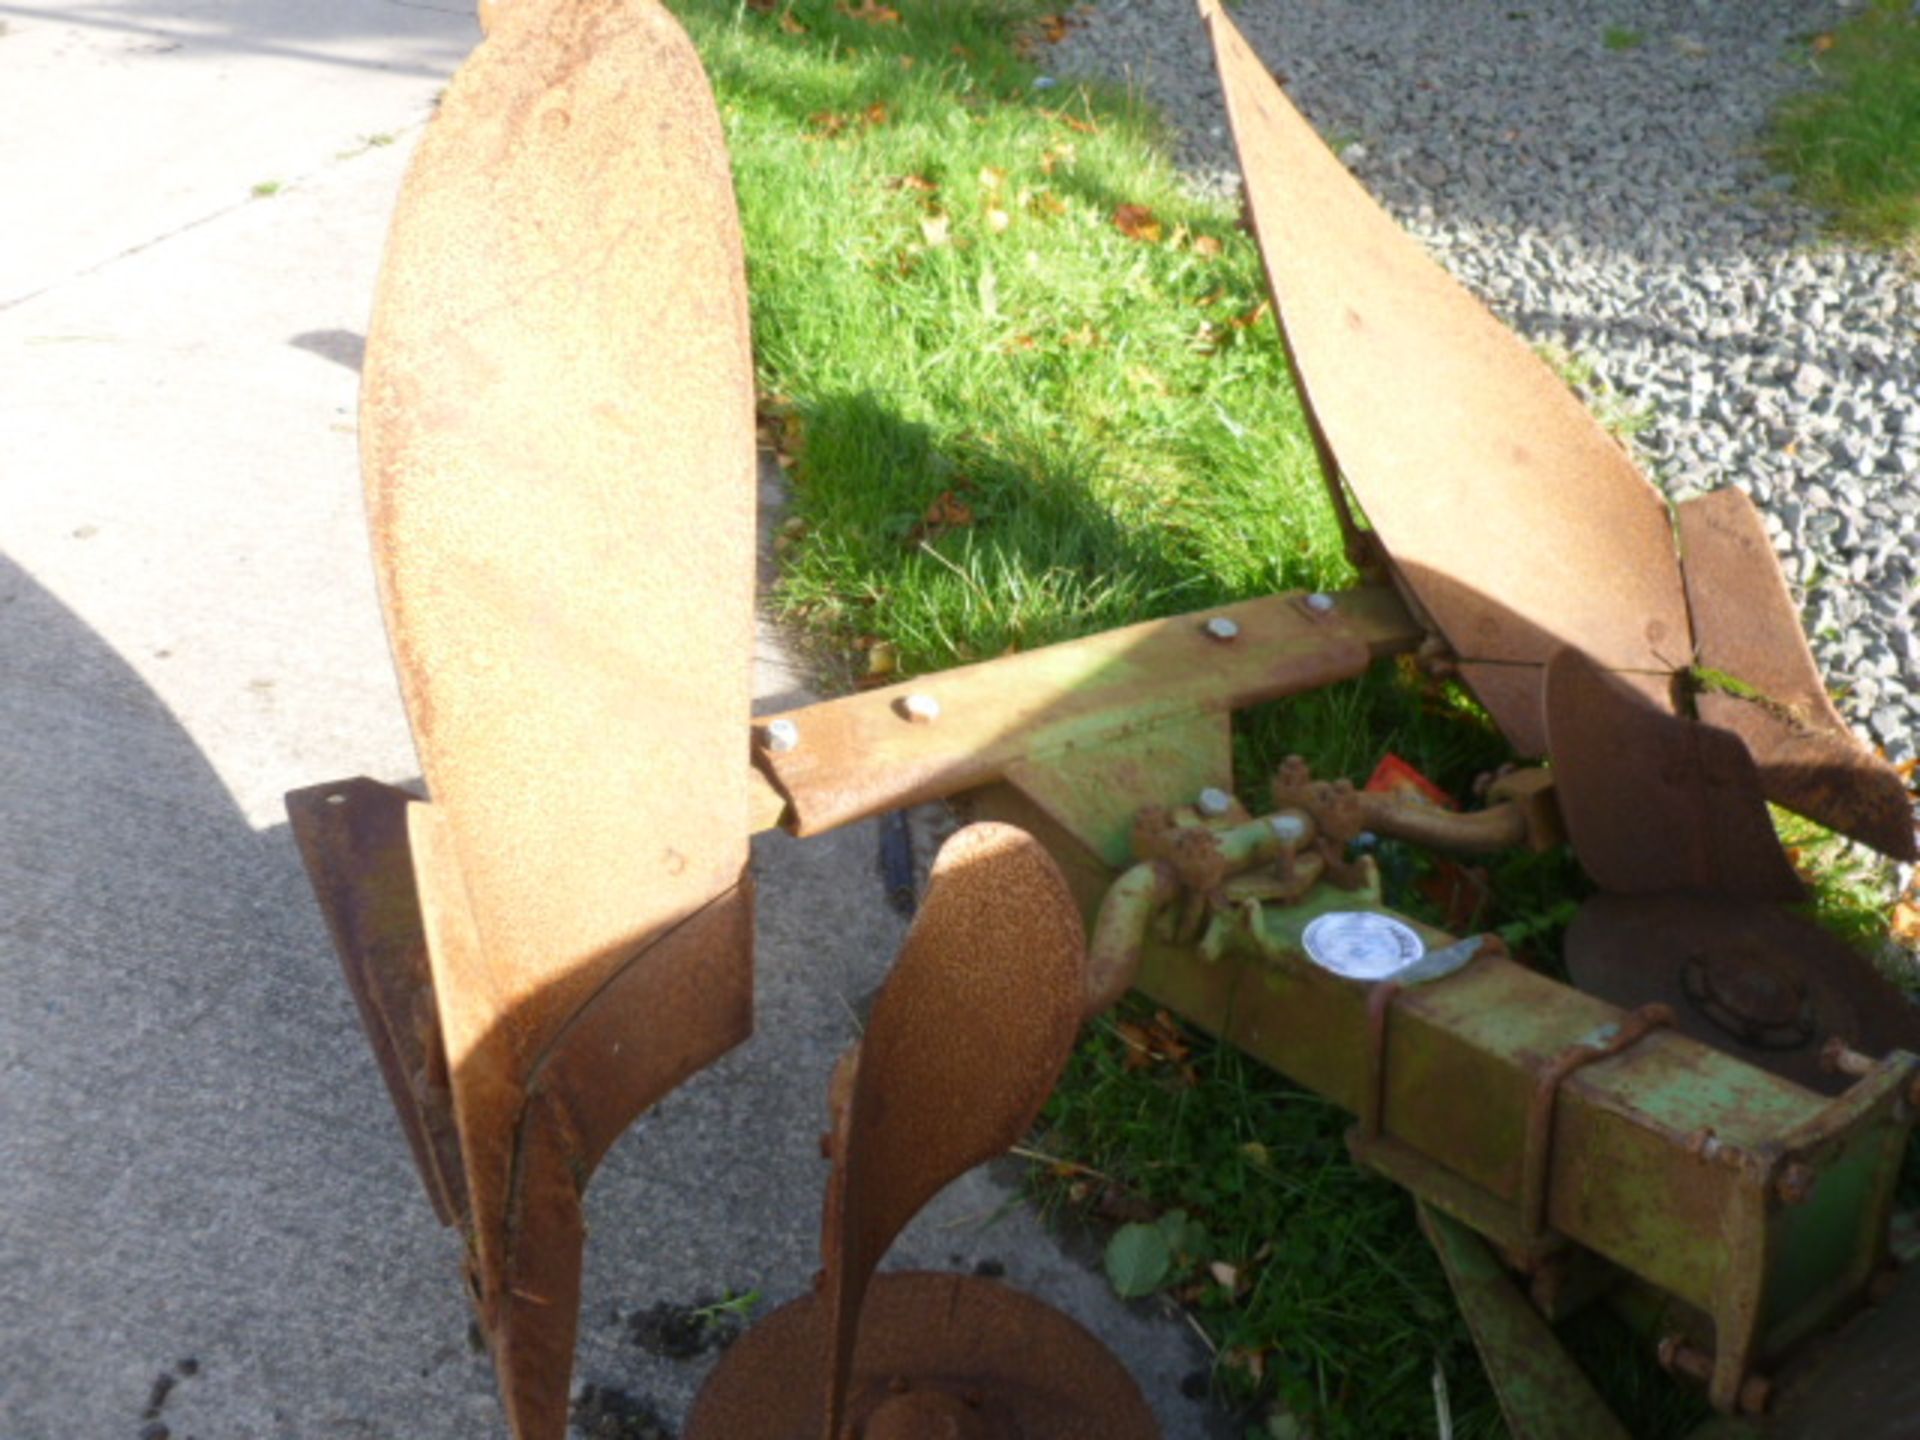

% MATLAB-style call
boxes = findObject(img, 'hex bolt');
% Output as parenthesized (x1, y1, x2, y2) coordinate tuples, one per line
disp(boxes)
(1820, 1035, 1876, 1077)
(901, 693, 942, 724)
(1196, 787, 1234, 818)
(1305, 592, 1336, 614)
(1203, 616, 1240, 641)
(763, 717, 800, 753)
(1775, 1162, 1817, 1206)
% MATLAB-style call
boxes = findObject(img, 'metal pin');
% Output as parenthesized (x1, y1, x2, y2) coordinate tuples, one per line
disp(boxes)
(1305, 592, 1336, 614)
(902, 693, 942, 725)
(1197, 787, 1234, 818)
(1203, 616, 1240, 641)
(764, 718, 800, 753)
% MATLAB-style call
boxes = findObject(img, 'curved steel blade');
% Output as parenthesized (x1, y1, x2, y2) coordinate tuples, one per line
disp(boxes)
(1202, 0, 1692, 748)
(358, 0, 757, 1434)
(821, 823, 1088, 1437)
(1544, 647, 1804, 901)
(1678, 488, 1917, 860)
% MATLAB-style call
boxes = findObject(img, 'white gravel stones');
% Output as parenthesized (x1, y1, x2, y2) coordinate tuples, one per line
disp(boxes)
(1055, 0, 1918, 763)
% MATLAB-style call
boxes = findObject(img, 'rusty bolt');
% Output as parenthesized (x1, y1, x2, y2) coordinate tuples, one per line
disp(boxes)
(1820, 1035, 1876, 1077)
(1305, 592, 1336, 614)
(1686, 1127, 1723, 1162)
(1197, 787, 1234, 818)
(1203, 616, 1241, 641)
(1775, 1162, 1817, 1206)
(1657, 1335, 1712, 1383)
(901, 693, 942, 724)
(763, 718, 800, 753)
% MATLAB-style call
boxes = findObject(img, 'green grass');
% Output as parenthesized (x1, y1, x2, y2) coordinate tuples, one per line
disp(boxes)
(678, 0, 1341, 683)
(671, 0, 1910, 1434)
(1602, 25, 1645, 53)
(1769, 0, 1920, 252)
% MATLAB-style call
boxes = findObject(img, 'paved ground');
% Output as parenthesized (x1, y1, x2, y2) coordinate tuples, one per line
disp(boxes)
(0, 4, 1214, 1437)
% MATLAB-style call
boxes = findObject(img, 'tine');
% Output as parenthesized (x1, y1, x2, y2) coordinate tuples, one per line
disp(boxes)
(1201, 0, 1693, 749)
(820, 824, 1087, 1438)
(1544, 648, 1805, 901)
(1677, 489, 1917, 860)
(355, 1, 758, 1435)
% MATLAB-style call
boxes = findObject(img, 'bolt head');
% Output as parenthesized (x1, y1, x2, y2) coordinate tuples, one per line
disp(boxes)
(1305, 592, 1336, 614)
(902, 693, 942, 724)
(1197, 787, 1234, 818)
(764, 718, 800, 753)
(1267, 812, 1309, 844)
(1204, 616, 1240, 641)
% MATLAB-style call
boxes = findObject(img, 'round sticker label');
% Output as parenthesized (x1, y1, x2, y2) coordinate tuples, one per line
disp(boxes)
(1301, 912, 1427, 981)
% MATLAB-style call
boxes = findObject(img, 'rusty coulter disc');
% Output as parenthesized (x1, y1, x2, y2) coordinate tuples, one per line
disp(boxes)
(1568, 894, 1920, 1092)
(684, 1272, 1159, 1440)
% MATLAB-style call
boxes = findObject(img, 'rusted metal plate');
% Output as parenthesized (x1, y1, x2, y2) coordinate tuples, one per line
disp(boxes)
(757, 586, 1416, 837)
(1566, 893, 1920, 1094)
(1203, 0, 1693, 745)
(820, 823, 1086, 1432)
(1678, 489, 1917, 861)
(285, 777, 466, 1227)
(356, 3, 757, 1435)
(685, 1272, 1158, 1440)
(1544, 647, 1806, 901)
(362, 0, 757, 1066)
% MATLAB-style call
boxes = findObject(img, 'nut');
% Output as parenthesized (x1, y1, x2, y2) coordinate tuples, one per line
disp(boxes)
(1203, 616, 1240, 641)
(763, 718, 800, 753)
(900, 693, 942, 724)
(1305, 592, 1336, 614)
(1196, 787, 1234, 818)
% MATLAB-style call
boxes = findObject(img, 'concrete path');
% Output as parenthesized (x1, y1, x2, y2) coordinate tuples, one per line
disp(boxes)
(0, 4, 1214, 1438)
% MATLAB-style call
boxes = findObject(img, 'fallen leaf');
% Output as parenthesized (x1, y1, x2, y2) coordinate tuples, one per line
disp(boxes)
(998, 333, 1038, 353)
(1114, 1021, 1154, 1071)
(1062, 324, 1101, 348)
(866, 640, 898, 677)
(978, 165, 1007, 191)
(1229, 299, 1272, 329)
(898, 53, 915, 68)
(836, 0, 901, 22)
(986, 207, 1010, 232)
(1192, 234, 1223, 257)
(886, 173, 939, 193)
(1028, 191, 1068, 217)
(808, 110, 849, 138)
(1113, 203, 1163, 243)
(920, 211, 951, 246)
(930, 491, 975, 526)
(1209, 1261, 1240, 1290)
(1040, 107, 1099, 135)
(1193, 287, 1224, 308)
(1040, 12, 1071, 42)
(864, 101, 890, 127)
(1894, 900, 1920, 945)
(1811, 31, 1835, 53)
(779, 11, 807, 33)
(745, 0, 775, 11)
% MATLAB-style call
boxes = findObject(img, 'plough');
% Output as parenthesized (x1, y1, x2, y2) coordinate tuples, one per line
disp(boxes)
(287, 0, 1920, 1435)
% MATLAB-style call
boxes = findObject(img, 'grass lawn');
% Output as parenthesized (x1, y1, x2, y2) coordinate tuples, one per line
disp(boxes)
(670, 0, 1906, 1434)
(1770, 0, 1920, 254)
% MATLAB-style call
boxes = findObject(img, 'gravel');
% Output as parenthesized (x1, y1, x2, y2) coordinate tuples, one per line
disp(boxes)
(1052, 0, 1920, 771)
